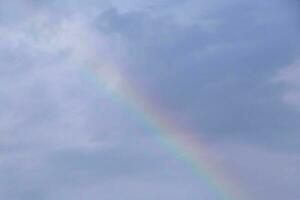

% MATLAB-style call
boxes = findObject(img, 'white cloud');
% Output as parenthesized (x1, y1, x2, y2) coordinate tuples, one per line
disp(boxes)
(274, 59, 300, 109)
(0, 10, 127, 153)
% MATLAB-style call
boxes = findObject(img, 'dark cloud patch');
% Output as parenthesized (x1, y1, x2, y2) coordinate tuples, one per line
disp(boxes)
(95, 1, 300, 149)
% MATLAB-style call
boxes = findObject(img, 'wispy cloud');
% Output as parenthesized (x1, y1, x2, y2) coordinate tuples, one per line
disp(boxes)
(274, 59, 300, 109)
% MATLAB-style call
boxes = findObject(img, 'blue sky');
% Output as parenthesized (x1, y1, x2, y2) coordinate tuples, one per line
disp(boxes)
(0, 0, 299, 199)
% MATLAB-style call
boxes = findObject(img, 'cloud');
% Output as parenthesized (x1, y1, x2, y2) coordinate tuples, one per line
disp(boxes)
(0, 14, 100, 152)
(211, 141, 300, 200)
(0, 4, 209, 199)
(0, 0, 300, 200)
(94, 0, 300, 147)
(274, 59, 300, 109)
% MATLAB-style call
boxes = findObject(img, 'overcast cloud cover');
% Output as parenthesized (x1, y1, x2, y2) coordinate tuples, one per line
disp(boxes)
(0, 0, 300, 199)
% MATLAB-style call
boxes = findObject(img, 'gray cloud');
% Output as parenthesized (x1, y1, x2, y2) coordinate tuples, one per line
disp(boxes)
(0, 0, 299, 200)
(209, 141, 300, 200)
(94, 0, 300, 149)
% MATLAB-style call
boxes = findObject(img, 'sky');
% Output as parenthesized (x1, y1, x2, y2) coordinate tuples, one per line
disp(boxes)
(0, 0, 299, 199)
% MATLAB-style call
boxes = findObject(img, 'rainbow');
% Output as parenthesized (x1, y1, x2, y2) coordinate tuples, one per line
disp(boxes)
(81, 65, 248, 200)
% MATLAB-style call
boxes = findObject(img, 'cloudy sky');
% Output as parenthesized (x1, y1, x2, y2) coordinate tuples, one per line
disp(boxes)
(0, 0, 299, 199)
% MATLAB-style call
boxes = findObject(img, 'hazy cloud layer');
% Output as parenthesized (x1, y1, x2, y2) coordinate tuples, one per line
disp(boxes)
(0, 0, 299, 200)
